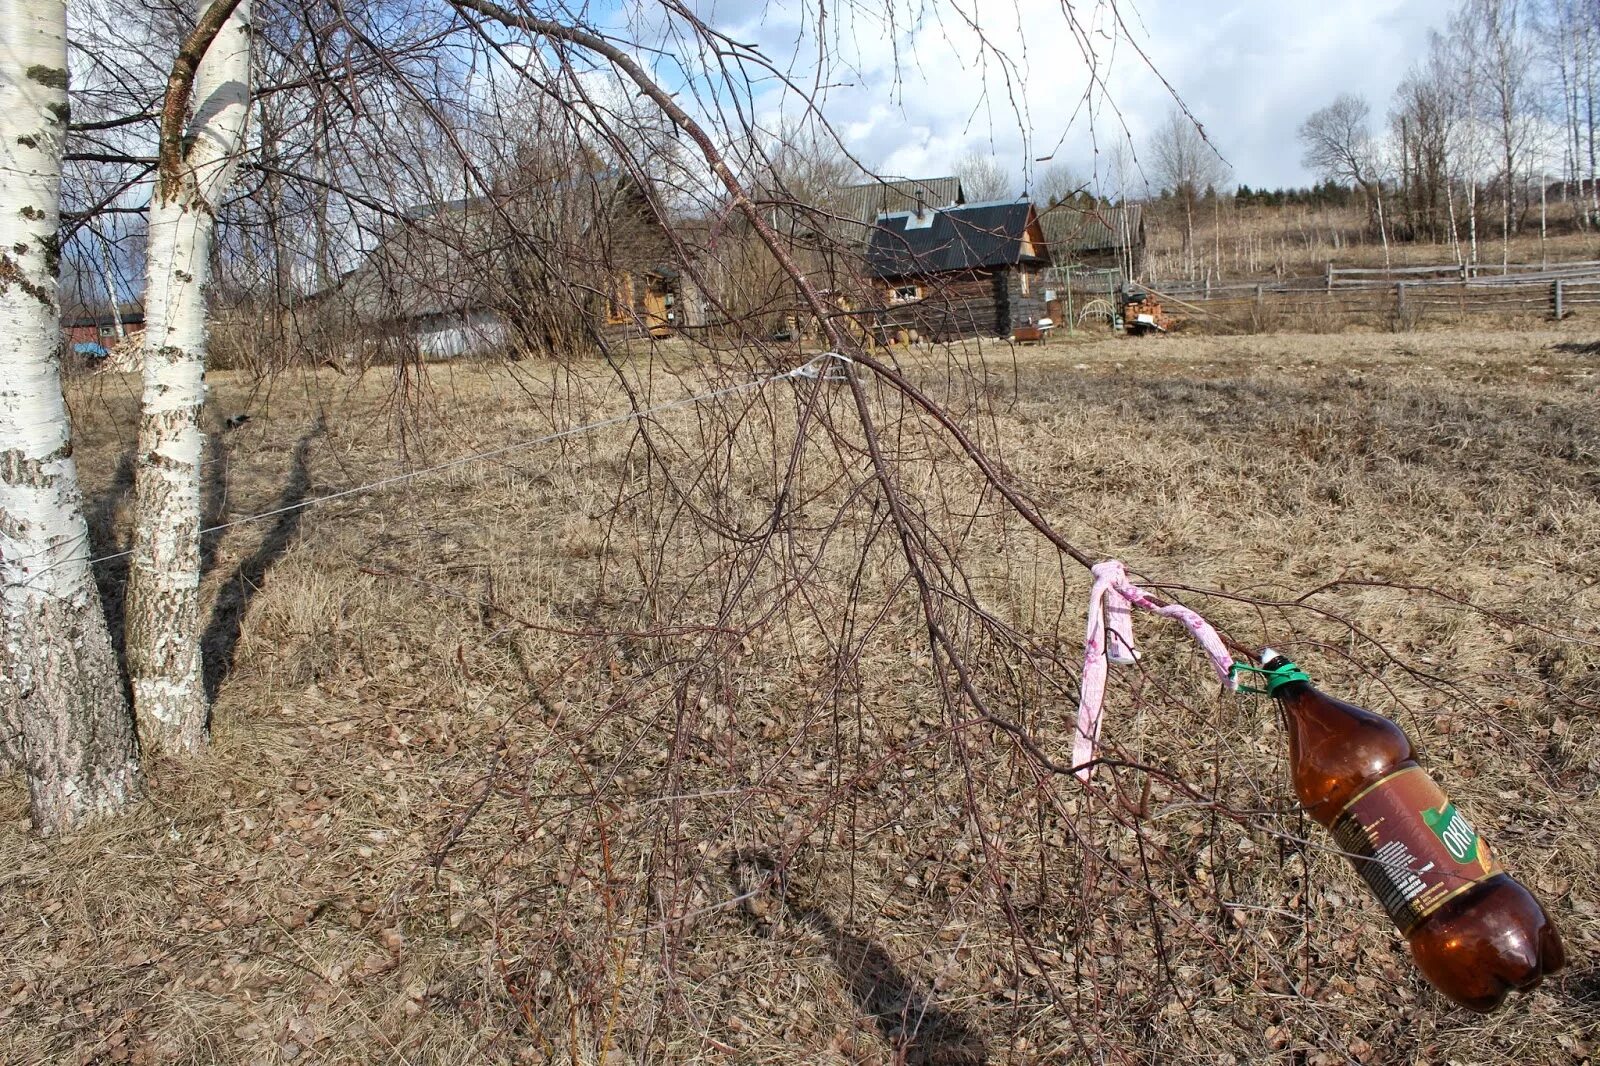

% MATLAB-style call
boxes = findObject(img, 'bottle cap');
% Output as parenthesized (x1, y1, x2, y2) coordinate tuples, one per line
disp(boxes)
(1230, 649, 1311, 695)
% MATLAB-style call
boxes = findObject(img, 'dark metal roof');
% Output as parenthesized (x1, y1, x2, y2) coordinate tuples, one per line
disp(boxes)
(1037, 202, 1143, 255)
(867, 200, 1045, 277)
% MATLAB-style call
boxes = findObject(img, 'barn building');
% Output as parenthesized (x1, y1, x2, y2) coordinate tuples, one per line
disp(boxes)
(317, 173, 680, 360)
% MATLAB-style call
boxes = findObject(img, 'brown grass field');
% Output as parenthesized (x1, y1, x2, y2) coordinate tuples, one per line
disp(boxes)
(2, 326, 1598, 1064)
(1143, 199, 1600, 282)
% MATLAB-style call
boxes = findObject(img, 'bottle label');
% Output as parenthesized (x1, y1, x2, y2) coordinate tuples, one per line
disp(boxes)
(1328, 766, 1501, 933)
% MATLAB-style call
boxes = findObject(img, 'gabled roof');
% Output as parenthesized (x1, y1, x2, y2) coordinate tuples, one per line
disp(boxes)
(867, 200, 1046, 277)
(836, 177, 964, 228)
(1037, 202, 1143, 256)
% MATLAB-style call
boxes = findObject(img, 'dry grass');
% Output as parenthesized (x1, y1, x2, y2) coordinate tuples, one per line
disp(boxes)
(3, 329, 1598, 1064)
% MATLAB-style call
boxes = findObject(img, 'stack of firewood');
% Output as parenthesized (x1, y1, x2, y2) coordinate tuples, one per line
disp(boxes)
(1122, 293, 1172, 332)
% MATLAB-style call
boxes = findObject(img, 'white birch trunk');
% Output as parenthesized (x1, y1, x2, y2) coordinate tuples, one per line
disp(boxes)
(1445, 163, 1463, 267)
(1589, 30, 1599, 224)
(1374, 186, 1390, 271)
(1468, 180, 1479, 265)
(126, 0, 252, 755)
(100, 239, 124, 340)
(1501, 181, 1511, 271)
(0, 0, 143, 830)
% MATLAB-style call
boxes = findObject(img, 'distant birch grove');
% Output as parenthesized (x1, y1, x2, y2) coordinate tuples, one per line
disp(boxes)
(1296, 0, 1600, 265)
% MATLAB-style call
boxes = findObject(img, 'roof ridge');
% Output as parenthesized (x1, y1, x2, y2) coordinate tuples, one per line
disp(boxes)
(948, 197, 1030, 212)
(840, 175, 959, 190)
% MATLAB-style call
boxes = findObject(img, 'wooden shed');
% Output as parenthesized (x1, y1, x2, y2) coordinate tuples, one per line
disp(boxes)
(1037, 202, 1145, 277)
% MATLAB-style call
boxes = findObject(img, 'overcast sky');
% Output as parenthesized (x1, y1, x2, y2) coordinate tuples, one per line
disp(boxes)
(702, 0, 1459, 196)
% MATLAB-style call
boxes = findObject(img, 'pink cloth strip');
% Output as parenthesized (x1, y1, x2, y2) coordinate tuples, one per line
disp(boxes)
(1072, 560, 1236, 781)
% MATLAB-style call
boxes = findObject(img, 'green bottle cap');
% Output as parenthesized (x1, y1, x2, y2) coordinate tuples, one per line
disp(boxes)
(1231, 648, 1311, 695)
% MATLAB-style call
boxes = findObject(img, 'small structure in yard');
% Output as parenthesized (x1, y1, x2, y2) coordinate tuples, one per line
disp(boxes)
(1122, 290, 1171, 334)
(867, 199, 1052, 343)
(1037, 202, 1145, 278)
(61, 302, 143, 358)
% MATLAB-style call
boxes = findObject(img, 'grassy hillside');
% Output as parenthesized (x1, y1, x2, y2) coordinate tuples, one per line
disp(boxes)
(1141, 197, 1600, 283)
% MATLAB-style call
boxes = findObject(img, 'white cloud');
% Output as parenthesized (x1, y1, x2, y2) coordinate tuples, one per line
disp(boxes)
(696, 0, 1457, 193)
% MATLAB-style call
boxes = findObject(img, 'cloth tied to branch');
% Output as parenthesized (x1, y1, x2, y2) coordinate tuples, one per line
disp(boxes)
(1073, 560, 1237, 782)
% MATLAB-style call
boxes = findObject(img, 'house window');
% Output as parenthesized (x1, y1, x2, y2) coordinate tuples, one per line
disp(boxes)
(98, 324, 114, 337)
(1020, 273, 1030, 296)
(890, 284, 921, 304)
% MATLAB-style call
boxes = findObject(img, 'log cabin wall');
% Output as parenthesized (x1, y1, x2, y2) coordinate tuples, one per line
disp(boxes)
(599, 270, 679, 340)
(1005, 263, 1048, 329)
(875, 261, 1050, 341)
(876, 269, 1001, 341)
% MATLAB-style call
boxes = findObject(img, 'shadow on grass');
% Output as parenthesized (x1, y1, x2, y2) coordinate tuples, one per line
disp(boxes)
(731, 853, 989, 1065)
(202, 420, 322, 702)
(201, 431, 229, 576)
(1551, 340, 1600, 357)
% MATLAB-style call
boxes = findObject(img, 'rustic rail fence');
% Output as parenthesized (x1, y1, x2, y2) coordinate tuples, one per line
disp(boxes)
(1143, 262, 1600, 325)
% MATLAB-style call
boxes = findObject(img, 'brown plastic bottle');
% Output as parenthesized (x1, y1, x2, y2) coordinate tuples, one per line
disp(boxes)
(1256, 649, 1565, 1012)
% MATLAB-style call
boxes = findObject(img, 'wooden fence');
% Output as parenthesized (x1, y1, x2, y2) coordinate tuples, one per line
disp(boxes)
(1143, 263, 1600, 324)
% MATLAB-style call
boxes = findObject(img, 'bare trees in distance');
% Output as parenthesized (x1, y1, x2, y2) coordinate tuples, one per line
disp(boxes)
(953, 150, 1015, 201)
(1299, 95, 1393, 264)
(1149, 109, 1231, 276)
(1298, 0, 1599, 267)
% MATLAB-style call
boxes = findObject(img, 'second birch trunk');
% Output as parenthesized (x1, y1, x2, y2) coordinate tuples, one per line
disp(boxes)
(126, 0, 253, 755)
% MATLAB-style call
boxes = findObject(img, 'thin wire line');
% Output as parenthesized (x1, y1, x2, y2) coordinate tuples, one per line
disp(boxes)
(7, 355, 833, 587)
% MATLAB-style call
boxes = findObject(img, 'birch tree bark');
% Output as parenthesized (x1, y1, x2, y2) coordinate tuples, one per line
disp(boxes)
(125, 0, 252, 755)
(0, 0, 143, 831)
(1, 620, 21, 772)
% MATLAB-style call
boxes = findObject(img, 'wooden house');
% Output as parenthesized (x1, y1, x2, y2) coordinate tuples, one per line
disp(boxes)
(866, 199, 1051, 342)
(318, 173, 681, 360)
